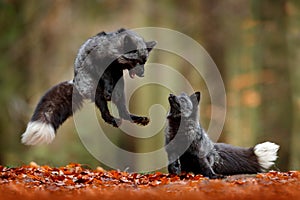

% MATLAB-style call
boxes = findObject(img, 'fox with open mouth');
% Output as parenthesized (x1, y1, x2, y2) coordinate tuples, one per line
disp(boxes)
(21, 28, 156, 145)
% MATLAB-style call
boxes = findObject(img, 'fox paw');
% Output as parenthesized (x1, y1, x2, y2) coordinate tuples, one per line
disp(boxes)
(168, 163, 181, 175)
(208, 173, 224, 179)
(132, 116, 149, 126)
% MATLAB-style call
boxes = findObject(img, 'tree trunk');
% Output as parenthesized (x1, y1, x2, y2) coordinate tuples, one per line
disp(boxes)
(253, 0, 292, 170)
(287, 0, 300, 170)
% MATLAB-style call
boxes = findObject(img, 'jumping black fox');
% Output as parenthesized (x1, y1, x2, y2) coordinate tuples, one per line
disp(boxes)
(21, 28, 156, 145)
(165, 92, 279, 178)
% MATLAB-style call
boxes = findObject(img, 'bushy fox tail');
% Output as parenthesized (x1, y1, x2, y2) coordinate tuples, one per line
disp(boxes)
(254, 141, 280, 171)
(21, 81, 83, 145)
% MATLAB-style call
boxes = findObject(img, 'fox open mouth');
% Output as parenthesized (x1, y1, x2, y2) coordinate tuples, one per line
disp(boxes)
(129, 65, 144, 79)
(129, 70, 136, 78)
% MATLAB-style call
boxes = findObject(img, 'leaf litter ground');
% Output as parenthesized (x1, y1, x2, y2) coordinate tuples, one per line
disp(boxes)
(0, 163, 299, 200)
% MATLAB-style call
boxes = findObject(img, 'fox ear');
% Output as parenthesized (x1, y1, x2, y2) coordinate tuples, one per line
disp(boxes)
(124, 35, 137, 53)
(190, 92, 201, 104)
(118, 28, 127, 33)
(146, 41, 157, 52)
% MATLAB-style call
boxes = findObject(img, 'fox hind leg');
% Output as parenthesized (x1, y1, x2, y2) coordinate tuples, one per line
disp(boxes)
(95, 85, 121, 127)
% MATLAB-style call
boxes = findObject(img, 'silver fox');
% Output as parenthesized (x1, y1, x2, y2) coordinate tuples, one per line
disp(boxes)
(165, 92, 279, 178)
(21, 28, 156, 145)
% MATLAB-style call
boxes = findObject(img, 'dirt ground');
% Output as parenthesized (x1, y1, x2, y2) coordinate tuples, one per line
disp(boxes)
(0, 163, 299, 200)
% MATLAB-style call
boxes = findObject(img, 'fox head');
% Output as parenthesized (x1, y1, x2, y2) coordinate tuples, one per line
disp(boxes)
(168, 92, 201, 118)
(117, 29, 157, 78)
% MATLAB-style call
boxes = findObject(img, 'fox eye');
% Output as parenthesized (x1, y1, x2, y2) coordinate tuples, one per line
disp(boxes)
(127, 49, 138, 54)
(139, 56, 147, 64)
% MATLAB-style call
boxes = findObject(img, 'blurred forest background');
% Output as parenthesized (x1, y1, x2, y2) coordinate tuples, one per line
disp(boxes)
(0, 0, 299, 172)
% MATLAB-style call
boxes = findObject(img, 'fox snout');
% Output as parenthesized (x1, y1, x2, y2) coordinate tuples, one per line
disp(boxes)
(134, 64, 145, 77)
(129, 64, 145, 78)
(169, 94, 174, 99)
(168, 94, 180, 109)
(168, 94, 176, 102)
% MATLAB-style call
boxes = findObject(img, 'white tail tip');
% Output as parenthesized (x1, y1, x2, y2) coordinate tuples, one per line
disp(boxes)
(254, 141, 279, 171)
(21, 121, 55, 145)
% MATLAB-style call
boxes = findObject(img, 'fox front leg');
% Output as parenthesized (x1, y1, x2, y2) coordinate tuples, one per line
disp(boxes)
(166, 146, 182, 175)
(95, 84, 121, 127)
(199, 157, 223, 179)
(168, 159, 181, 175)
(112, 77, 149, 126)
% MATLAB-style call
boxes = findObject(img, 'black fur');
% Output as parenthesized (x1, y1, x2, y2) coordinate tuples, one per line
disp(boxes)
(30, 81, 83, 131)
(165, 92, 270, 179)
(74, 28, 156, 127)
(22, 29, 157, 145)
(213, 143, 261, 175)
(27, 28, 156, 131)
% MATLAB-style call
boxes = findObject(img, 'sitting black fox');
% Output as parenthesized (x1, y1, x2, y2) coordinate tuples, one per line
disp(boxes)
(165, 92, 279, 178)
(21, 28, 156, 145)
